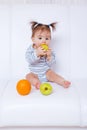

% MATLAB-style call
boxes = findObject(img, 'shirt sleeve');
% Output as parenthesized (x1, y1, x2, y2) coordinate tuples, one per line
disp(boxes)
(46, 51, 56, 66)
(25, 45, 40, 64)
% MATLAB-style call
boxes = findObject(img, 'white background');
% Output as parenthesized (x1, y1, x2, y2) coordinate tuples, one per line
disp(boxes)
(0, 4, 87, 80)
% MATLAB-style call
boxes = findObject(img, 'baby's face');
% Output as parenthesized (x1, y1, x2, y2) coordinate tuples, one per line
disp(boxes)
(32, 30, 51, 48)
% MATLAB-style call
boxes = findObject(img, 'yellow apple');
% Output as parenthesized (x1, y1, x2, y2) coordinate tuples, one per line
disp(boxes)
(41, 43, 49, 51)
(40, 83, 53, 96)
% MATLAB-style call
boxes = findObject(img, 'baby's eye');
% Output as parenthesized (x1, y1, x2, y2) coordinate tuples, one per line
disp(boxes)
(46, 38, 49, 40)
(39, 37, 42, 40)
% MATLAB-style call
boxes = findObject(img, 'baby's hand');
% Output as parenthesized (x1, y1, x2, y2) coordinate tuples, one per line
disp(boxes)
(36, 46, 47, 57)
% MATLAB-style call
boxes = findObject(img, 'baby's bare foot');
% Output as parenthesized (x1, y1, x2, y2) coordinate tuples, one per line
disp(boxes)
(33, 79, 41, 89)
(35, 82, 41, 89)
(28, 77, 41, 89)
(63, 80, 71, 88)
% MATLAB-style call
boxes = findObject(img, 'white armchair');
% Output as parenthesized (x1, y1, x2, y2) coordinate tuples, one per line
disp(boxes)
(0, 5, 87, 130)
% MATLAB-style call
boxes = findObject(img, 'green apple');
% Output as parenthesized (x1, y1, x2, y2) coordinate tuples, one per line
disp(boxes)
(41, 43, 49, 51)
(40, 83, 53, 96)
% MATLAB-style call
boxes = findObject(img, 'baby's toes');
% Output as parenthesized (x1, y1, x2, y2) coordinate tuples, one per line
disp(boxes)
(64, 81, 71, 88)
(35, 83, 40, 89)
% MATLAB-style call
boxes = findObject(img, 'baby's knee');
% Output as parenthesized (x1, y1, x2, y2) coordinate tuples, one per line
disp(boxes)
(46, 69, 52, 76)
(25, 73, 32, 80)
(46, 69, 53, 80)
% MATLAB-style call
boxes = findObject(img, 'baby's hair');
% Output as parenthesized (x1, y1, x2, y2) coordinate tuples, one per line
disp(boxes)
(49, 22, 57, 31)
(30, 21, 57, 38)
(30, 21, 57, 31)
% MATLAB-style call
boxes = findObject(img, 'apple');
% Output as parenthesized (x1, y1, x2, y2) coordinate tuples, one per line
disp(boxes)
(40, 83, 53, 95)
(41, 43, 49, 51)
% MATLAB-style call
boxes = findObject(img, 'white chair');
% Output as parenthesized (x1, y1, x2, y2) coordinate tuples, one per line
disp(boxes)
(0, 5, 87, 130)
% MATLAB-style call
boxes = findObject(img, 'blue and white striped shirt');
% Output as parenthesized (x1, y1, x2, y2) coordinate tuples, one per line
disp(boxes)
(25, 45, 56, 76)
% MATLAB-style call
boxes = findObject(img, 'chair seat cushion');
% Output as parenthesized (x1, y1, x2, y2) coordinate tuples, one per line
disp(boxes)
(0, 79, 87, 127)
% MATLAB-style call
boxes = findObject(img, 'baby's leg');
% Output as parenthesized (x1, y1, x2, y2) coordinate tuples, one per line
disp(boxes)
(26, 73, 41, 89)
(46, 69, 71, 88)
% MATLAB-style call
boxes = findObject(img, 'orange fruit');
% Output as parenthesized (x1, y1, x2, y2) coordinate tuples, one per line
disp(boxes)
(16, 79, 31, 96)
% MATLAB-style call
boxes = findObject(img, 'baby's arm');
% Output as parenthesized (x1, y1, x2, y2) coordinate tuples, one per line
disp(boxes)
(25, 46, 40, 64)
(46, 50, 56, 66)
(36, 46, 47, 57)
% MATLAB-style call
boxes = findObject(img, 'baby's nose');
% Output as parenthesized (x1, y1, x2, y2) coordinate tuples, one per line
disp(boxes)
(42, 39, 46, 43)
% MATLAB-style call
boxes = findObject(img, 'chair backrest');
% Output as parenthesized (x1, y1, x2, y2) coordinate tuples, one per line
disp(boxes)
(0, 5, 87, 79)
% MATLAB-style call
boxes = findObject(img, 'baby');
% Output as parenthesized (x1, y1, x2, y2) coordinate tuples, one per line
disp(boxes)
(25, 21, 71, 89)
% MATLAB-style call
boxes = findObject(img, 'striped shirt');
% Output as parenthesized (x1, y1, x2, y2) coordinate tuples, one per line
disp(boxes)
(25, 45, 56, 76)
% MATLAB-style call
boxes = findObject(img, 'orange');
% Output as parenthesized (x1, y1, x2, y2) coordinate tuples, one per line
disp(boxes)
(16, 79, 31, 96)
